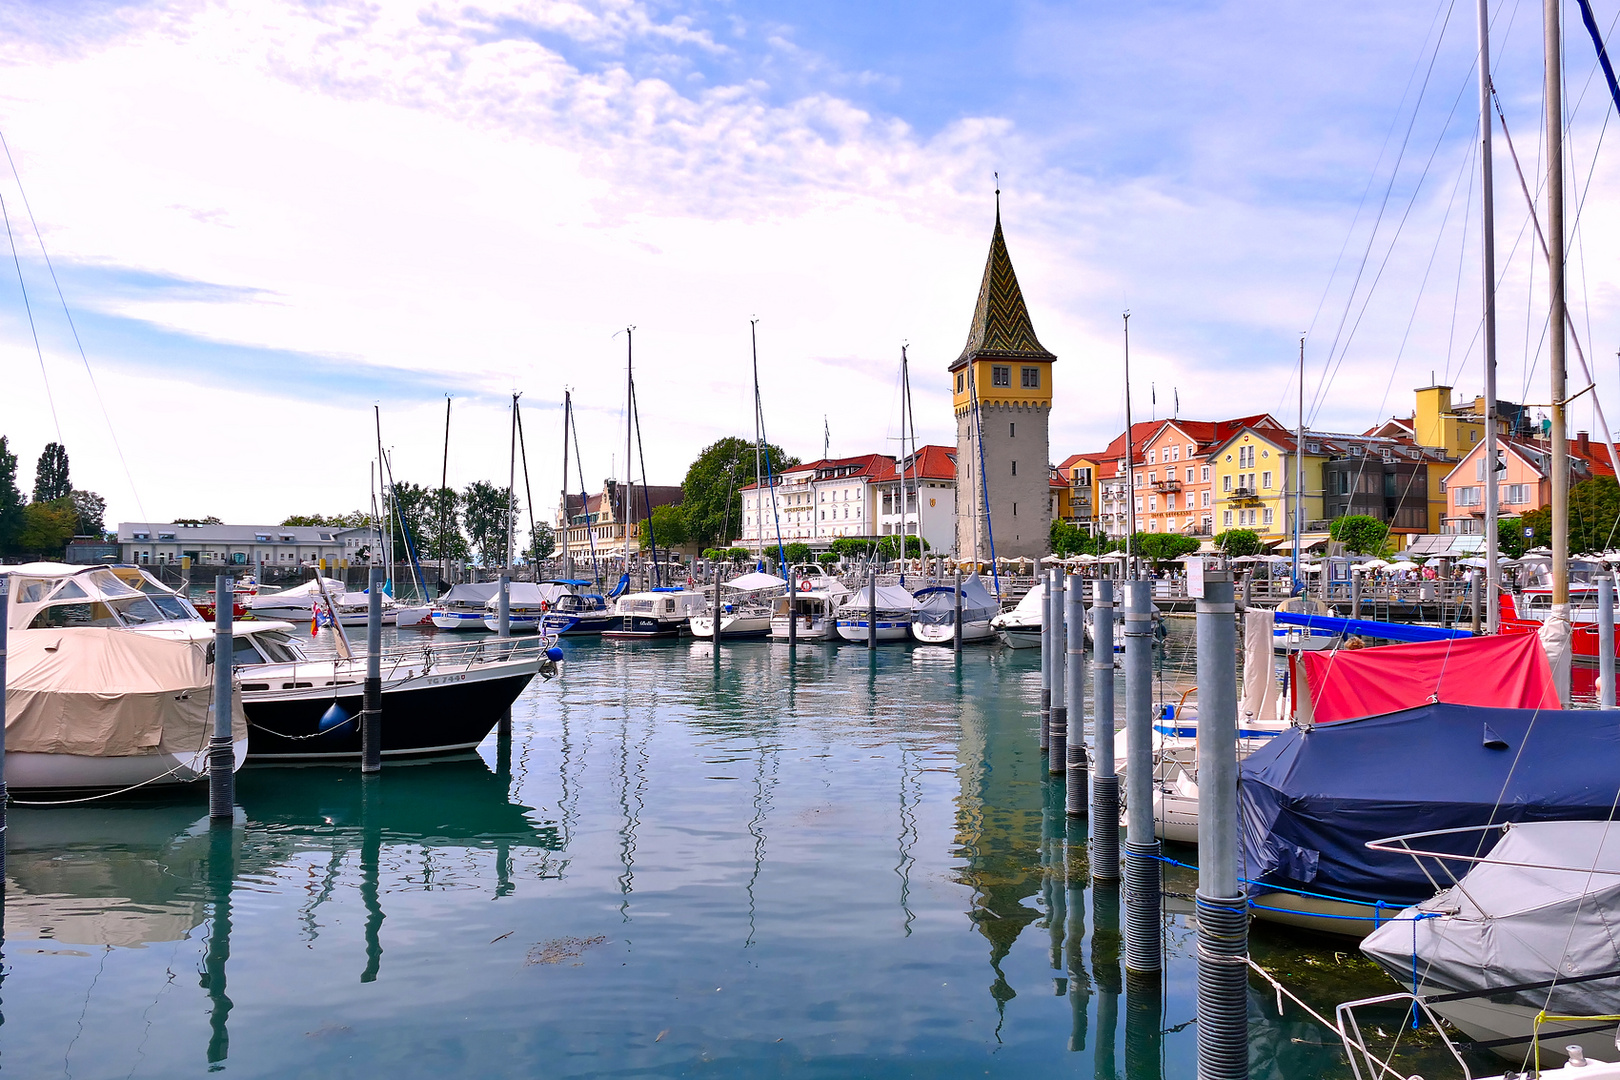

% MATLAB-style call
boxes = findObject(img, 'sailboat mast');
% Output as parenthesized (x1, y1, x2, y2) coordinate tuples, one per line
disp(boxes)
(1122, 313, 1135, 578)
(1294, 335, 1304, 589)
(900, 344, 913, 563)
(625, 328, 635, 578)
(1479, 0, 1501, 633)
(562, 390, 572, 581)
(751, 318, 764, 564)
(440, 396, 451, 589)
(1546, 0, 1569, 617)
(374, 405, 388, 587)
(507, 392, 519, 572)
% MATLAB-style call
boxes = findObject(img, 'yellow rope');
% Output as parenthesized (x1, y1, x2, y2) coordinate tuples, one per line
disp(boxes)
(1531, 1011, 1620, 1074)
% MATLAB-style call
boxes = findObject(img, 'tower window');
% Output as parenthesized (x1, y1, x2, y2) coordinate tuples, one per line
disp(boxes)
(1021, 367, 1040, 389)
(1009, 423, 1015, 438)
(992, 365, 1011, 387)
(1011, 461, 1017, 476)
(956, 372, 964, 393)
(1013, 502, 1017, 516)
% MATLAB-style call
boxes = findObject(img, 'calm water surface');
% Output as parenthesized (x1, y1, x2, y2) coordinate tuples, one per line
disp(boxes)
(3, 622, 1475, 1078)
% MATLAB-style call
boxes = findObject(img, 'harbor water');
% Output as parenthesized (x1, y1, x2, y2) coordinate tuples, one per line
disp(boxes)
(4, 620, 1486, 1078)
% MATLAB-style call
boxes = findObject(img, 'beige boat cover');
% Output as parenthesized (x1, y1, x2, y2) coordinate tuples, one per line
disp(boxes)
(4, 629, 245, 757)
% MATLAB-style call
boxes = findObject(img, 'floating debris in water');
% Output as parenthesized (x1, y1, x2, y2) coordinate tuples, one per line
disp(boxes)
(525, 935, 607, 966)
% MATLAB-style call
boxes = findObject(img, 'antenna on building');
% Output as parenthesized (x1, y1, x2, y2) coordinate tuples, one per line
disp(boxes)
(823, 415, 830, 460)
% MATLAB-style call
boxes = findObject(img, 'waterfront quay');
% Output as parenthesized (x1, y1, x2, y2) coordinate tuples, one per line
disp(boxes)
(3, 623, 1482, 1080)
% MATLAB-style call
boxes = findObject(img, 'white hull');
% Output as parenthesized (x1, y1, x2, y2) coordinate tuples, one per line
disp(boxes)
(396, 605, 433, 628)
(1421, 987, 1620, 1067)
(769, 615, 836, 641)
(912, 619, 993, 644)
(8, 738, 249, 793)
(250, 603, 396, 627)
(1274, 628, 1336, 652)
(835, 618, 912, 643)
(482, 615, 543, 633)
(431, 610, 489, 631)
(690, 612, 773, 639)
(997, 625, 1041, 648)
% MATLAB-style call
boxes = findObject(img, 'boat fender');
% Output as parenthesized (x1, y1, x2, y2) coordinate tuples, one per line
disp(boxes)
(545, 646, 564, 662)
(318, 703, 353, 733)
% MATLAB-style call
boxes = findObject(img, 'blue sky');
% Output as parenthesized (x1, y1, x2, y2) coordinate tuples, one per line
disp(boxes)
(0, 0, 1617, 533)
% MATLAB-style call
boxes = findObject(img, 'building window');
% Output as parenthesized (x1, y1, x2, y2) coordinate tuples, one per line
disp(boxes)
(1186, 444, 1195, 459)
(1186, 467, 1195, 483)
(1147, 471, 1157, 484)
(1455, 486, 1482, 506)
(1223, 510, 1233, 527)
(1170, 445, 1179, 461)
(1021, 366, 1039, 389)
(956, 373, 965, 393)
(1148, 495, 1158, 511)
(992, 365, 1011, 387)
(1012, 502, 1017, 516)
(1201, 465, 1211, 482)
(1148, 449, 1156, 464)
(1263, 507, 1274, 526)
(1222, 475, 1232, 493)
(1009, 423, 1016, 437)
(1201, 490, 1211, 508)
(1505, 483, 1531, 505)
(1133, 474, 1142, 488)
(1011, 461, 1017, 476)
(1262, 471, 1272, 489)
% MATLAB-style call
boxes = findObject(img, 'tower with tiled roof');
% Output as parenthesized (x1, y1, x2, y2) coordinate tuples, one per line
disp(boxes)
(949, 198, 1054, 561)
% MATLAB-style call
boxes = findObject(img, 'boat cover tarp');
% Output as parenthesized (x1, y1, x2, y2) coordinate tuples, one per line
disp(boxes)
(1362, 821, 1620, 1013)
(5, 628, 245, 757)
(992, 582, 1044, 629)
(485, 582, 570, 609)
(913, 574, 997, 626)
(438, 582, 500, 607)
(723, 572, 787, 592)
(1240, 702, 1620, 906)
(837, 584, 918, 618)
(1271, 610, 1471, 643)
(244, 577, 346, 609)
(1298, 633, 1558, 724)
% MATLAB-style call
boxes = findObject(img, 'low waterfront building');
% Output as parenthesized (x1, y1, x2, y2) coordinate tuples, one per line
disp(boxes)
(116, 522, 370, 567)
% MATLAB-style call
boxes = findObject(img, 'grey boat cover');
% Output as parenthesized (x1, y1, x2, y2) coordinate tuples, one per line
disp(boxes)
(835, 584, 917, 619)
(1362, 821, 1620, 1014)
(485, 582, 571, 610)
(912, 573, 998, 626)
(439, 582, 501, 608)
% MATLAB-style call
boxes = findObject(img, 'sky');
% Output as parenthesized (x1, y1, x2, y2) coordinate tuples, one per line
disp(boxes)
(1, 0, 1619, 545)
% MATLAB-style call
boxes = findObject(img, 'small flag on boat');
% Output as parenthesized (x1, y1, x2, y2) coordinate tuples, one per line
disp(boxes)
(311, 600, 332, 637)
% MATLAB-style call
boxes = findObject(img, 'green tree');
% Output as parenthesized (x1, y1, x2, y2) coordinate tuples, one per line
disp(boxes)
(640, 503, 690, 551)
(462, 480, 517, 565)
(829, 537, 876, 560)
(1570, 475, 1620, 554)
(1213, 528, 1263, 557)
(1498, 516, 1529, 559)
(1517, 505, 1552, 552)
(1329, 514, 1388, 555)
(33, 441, 70, 502)
(384, 482, 438, 562)
(875, 534, 929, 559)
(783, 541, 813, 564)
(526, 523, 556, 561)
(279, 511, 367, 528)
(1050, 519, 1084, 557)
(424, 487, 467, 560)
(1136, 532, 1199, 566)
(678, 436, 801, 547)
(69, 489, 106, 536)
(817, 552, 840, 568)
(724, 547, 751, 564)
(0, 435, 24, 552)
(16, 499, 77, 555)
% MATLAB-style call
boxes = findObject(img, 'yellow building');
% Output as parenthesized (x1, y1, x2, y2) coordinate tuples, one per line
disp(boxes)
(1054, 453, 1101, 531)
(1205, 427, 1327, 541)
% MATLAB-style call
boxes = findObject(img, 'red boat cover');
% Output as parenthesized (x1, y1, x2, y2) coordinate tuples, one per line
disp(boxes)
(1297, 633, 1558, 724)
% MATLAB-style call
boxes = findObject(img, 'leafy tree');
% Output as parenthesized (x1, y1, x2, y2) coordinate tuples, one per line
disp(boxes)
(1570, 475, 1620, 554)
(1516, 505, 1552, 553)
(33, 441, 70, 502)
(279, 511, 367, 528)
(1498, 515, 1530, 559)
(526, 523, 556, 561)
(783, 542, 813, 564)
(424, 487, 467, 560)
(0, 435, 23, 552)
(175, 515, 224, 526)
(640, 503, 690, 551)
(723, 546, 751, 564)
(1050, 519, 1085, 557)
(1213, 528, 1263, 557)
(462, 480, 517, 565)
(817, 552, 840, 568)
(17, 499, 77, 555)
(1136, 532, 1199, 565)
(701, 547, 726, 561)
(678, 436, 801, 546)
(70, 489, 106, 536)
(1329, 514, 1387, 555)
(875, 534, 928, 559)
(384, 482, 437, 562)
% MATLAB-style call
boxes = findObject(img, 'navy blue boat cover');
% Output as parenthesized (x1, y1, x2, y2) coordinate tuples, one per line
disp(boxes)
(1240, 702, 1620, 905)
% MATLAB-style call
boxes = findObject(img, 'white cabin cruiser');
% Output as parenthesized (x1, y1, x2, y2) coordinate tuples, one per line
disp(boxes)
(431, 582, 501, 631)
(691, 571, 783, 640)
(604, 589, 709, 638)
(4, 563, 249, 792)
(769, 578, 851, 642)
(247, 577, 399, 627)
(835, 582, 918, 643)
(990, 581, 1045, 648)
(911, 573, 998, 644)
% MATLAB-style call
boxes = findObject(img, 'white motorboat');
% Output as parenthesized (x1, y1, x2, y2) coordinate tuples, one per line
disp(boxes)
(247, 577, 399, 627)
(911, 573, 998, 644)
(604, 588, 709, 638)
(835, 582, 918, 643)
(3, 563, 249, 792)
(431, 582, 501, 630)
(481, 581, 574, 633)
(691, 571, 783, 639)
(990, 581, 1045, 648)
(769, 582, 850, 642)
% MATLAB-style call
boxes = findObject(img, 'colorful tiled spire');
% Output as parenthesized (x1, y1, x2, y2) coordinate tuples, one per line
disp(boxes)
(953, 205, 1055, 367)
